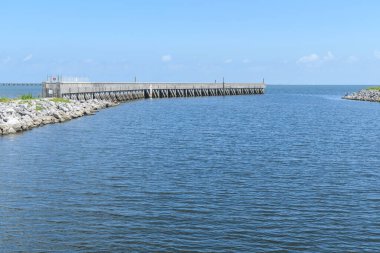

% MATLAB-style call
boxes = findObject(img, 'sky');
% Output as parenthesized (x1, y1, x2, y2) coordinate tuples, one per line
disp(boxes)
(0, 0, 380, 84)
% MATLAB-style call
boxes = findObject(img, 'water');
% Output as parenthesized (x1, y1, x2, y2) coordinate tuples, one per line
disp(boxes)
(0, 85, 41, 98)
(1, 85, 380, 252)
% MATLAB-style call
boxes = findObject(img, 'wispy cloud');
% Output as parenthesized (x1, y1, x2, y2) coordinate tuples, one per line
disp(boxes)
(83, 58, 95, 64)
(347, 55, 358, 63)
(297, 53, 320, 64)
(374, 50, 380, 59)
(224, 59, 233, 64)
(161, 54, 172, 62)
(22, 54, 33, 62)
(1, 56, 11, 64)
(242, 59, 251, 64)
(323, 51, 335, 61)
(297, 51, 335, 64)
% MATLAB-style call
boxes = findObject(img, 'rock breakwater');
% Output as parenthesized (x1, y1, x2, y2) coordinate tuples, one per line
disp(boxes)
(0, 99, 116, 135)
(342, 89, 380, 102)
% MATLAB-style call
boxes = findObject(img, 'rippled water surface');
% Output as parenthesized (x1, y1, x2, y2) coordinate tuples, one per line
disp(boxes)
(1, 85, 380, 252)
(0, 85, 41, 98)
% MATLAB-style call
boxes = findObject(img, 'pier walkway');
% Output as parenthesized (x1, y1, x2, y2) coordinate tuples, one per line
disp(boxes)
(42, 82, 265, 101)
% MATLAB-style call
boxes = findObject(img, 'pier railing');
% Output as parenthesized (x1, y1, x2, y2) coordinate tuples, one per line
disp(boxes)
(42, 82, 265, 100)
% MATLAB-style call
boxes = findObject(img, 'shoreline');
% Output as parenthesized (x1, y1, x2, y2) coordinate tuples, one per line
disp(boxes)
(342, 88, 380, 102)
(0, 98, 117, 135)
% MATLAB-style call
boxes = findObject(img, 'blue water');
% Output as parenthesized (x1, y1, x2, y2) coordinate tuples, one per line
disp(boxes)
(0, 85, 41, 98)
(1, 85, 380, 252)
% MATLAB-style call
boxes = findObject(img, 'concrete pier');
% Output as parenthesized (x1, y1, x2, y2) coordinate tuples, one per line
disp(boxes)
(42, 82, 265, 101)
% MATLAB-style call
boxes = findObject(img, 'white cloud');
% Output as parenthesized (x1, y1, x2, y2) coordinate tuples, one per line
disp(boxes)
(83, 58, 95, 64)
(374, 50, 380, 59)
(347, 55, 358, 63)
(224, 59, 233, 64)
(22, 54, 33, 62)
(2, 56, 11, 64)
(297, 51, 336, 64)
(297, 53, 320, 64)
(323, 51, 335, 61)
(161, 54, 172, 62)
(242, 59, 251, 64)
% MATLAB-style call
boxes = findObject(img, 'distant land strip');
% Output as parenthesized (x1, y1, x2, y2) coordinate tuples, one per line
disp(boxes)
(343, 87, 380, 102)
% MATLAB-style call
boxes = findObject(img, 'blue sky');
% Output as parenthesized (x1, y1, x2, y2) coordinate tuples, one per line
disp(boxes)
(0, 0, 380, 84)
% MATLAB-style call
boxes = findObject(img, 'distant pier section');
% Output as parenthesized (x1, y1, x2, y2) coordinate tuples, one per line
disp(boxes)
(42, 78, 265, 101)
(0, 83, 41, 86)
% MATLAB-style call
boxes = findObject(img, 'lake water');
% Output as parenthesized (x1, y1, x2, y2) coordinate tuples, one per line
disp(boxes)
(0, 85, 41, 98)
(1, 85, 379, 252)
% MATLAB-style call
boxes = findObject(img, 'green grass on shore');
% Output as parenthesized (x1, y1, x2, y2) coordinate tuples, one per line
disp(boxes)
(49, 97, 70, 103)
(0, 95, 71, 104)
(0, 97, 11, 103)
(0, 94, 36, 103)
(367, 86, 380, 91)
(19, 94, 34, 100)
(35, 105, 43, 111)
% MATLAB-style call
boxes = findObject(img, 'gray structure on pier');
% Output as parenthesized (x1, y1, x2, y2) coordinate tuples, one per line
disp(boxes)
(42, 81, 265, 101)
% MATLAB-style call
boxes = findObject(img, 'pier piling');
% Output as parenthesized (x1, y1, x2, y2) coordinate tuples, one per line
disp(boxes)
(42, 82, 265, 102)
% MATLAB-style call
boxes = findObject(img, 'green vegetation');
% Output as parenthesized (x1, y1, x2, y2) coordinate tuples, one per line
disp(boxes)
(50, 97, 70, 103)
(18, 100, 31, 104)
(367, 86, 380, 91)
(0, 97, 11, 103)
(19, 94, 34, 100)
(0, 94, 36, 103)
(35, 105, 44, 111)
(0, 95, 70, 104)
